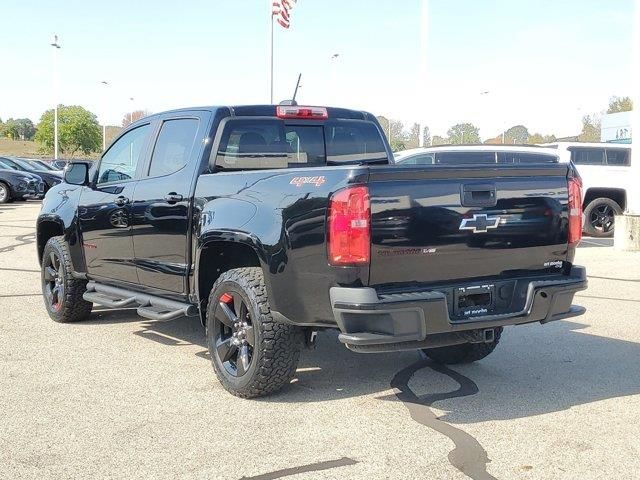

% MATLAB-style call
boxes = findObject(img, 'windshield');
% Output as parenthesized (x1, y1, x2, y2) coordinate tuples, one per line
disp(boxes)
(0, 158, 20, 170)
(11, 158, 37, 170)
(35, 161, 57, 171)
(18, 159, 49, 171)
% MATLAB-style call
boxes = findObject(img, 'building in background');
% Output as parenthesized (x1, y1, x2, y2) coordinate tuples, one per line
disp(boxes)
(601, 111, 632, 144)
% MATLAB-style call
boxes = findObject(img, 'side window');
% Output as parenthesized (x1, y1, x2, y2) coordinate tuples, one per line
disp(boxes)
(570, 148, 605, 165)
(435, 152, 496, 164)
(97, 124, 150, 184)
(605, 149, 630, 166)
(407, 154, 434, 165)
(497, 152, 557, 164)
(148, 118, 200, 177)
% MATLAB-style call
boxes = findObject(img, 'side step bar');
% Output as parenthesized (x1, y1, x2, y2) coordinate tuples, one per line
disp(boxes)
(83, 281, 198, 321)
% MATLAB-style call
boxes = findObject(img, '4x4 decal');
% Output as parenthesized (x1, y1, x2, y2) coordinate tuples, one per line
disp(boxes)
(290, 176, 326, 187)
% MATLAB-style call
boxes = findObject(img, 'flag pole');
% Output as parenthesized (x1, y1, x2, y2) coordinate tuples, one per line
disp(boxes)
(270, 6, 274, 104)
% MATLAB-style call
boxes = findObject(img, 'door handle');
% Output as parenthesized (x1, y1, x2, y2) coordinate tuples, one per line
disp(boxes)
(114, 196, 130, 206)
(164, 193, 183, 204)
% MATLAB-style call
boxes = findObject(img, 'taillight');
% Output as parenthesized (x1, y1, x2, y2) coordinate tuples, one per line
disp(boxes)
(276, 105, 328, 119)
(568, 176, 583, 245)
(327, 186, 370, 266)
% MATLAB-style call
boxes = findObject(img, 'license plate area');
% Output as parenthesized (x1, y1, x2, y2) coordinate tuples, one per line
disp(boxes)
(454, 284, 495, 317)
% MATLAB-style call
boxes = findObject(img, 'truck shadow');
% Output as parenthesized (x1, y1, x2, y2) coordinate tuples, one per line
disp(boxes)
(84, 309, 640, 423)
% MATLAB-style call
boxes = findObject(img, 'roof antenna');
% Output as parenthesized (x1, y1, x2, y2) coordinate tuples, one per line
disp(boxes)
(292, 73, 302, 103)
(278, 73, 302, 106)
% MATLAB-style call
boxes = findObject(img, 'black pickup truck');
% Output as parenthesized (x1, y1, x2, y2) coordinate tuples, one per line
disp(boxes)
(37, 104, 587, 398)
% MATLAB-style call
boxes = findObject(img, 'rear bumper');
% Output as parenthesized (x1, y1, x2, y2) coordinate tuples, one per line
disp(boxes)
(330, 266, 587, 353)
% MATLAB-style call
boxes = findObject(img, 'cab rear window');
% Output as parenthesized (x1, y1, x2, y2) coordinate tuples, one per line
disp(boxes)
(214, 118, 387, 169)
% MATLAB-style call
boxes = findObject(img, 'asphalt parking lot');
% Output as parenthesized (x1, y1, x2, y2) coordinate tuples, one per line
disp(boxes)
(1, 201, 639, 480)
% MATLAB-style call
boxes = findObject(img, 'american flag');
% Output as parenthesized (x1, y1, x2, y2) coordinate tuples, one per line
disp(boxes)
(272, 0, 296, 29)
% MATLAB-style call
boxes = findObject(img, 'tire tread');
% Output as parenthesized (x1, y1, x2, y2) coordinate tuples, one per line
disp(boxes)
(207, 267, 302, 398)
(42, 236, 93, 323)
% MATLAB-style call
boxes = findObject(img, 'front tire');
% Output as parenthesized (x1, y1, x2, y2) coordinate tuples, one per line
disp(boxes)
(41, 236, 93, 323)
(583, 197, 622, 238)
(0, 183, 10, 204)
(422, 327, 502, 364)
(206, 267, 303, 398)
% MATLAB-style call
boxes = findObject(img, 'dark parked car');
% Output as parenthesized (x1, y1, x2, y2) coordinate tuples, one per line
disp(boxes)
(37, 104, 587, 398)
(49, 159, 69, 170)
(29, 159, 63, 173)
(0, 167, 44, 203)
(0, 157, 63, 192)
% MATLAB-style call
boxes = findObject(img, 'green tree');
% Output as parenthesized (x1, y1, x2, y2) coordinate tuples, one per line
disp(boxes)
(607, 96, 633, 114)
(405, 124, 431, 148)
(447, 123, 480, 145)
(3, 119, 19, 140)
(122, 109, 151, 127)
(527, 133, 556, 144)
(35, 105, 102, 157)
(376, 116, 391, 141)
(528, 133, 544, 144)
(390, 139, 407, 152)
(407, 123, 420, 149)
(2, 118, 36, 140)
(390, 119, 406, 143)
(577, 115, 601, 142)
(422, 126, 431, 147)
(18, 119, 36, 140)
(431, 135, 448, 146)
(504, 125, 529, 144)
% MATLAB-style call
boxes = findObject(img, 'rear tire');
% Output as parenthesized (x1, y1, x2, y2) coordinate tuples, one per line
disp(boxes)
(206, 267, 303, 398)
(422, 327, 502, 364)
(583, 197, 622, 238)
(41, 236, 93, 323)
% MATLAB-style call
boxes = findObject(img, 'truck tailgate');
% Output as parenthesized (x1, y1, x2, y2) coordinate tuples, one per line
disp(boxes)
(368, 164, 571, 287)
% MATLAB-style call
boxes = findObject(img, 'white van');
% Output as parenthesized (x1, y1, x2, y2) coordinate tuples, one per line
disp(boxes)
(544, 142, 632, 237)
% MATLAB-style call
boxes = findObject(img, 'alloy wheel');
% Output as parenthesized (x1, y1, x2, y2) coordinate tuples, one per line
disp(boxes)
(589, 204, 615, 233)
(43, 251, 65, 312)
(213, 291, 256, 377)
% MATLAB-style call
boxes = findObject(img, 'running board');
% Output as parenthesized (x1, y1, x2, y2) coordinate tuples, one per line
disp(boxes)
(83, 281, 198, 321)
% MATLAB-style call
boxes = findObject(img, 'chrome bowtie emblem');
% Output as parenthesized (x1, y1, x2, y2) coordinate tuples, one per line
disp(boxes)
(459, 214, 501, 233)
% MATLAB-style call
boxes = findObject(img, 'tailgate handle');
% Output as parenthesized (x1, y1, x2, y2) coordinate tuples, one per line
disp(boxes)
(461, 183, 497, 207)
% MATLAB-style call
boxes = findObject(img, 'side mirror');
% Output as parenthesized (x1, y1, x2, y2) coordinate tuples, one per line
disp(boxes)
(63, 162, 91, 186)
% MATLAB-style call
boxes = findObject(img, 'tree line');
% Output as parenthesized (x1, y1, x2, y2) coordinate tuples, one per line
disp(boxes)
(377, 95, 633, 151)
(0, 96, 633, 157)
(0, 107, 151, 158)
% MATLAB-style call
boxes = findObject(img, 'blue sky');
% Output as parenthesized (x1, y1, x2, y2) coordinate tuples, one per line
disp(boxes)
(0, 0, 633, 138)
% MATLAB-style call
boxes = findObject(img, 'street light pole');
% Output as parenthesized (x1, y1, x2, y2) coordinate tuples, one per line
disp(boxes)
(329, 53, 339, 104)
(418, 0, 429, 147)
(129, 97, 135, 125)
(479, 90, 501, 143)
(50, 35, 61, 160)
(100, 81, 109, 151)
(270, 11, 274, 104)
